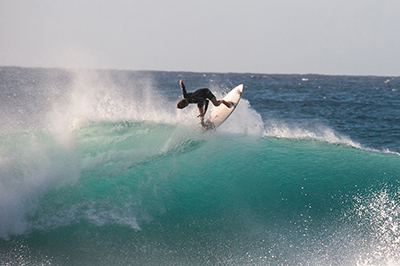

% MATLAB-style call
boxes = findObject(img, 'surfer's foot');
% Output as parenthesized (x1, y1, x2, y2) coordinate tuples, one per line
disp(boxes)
(222, 100, 231, 108)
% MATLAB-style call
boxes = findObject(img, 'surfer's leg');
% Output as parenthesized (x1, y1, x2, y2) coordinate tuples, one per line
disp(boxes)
(221, 100, 231, 108)
(210, 97, 220, 106)
(211, 97, 231, 108)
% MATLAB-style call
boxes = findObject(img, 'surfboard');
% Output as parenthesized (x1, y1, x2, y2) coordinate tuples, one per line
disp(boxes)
(203, 84, 243, 130)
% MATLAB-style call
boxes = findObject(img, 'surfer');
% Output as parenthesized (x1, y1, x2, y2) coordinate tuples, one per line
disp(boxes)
(177, 79, 230, 124)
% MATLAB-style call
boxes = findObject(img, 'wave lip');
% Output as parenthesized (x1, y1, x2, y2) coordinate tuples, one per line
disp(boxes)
(263, 120, 363, 148)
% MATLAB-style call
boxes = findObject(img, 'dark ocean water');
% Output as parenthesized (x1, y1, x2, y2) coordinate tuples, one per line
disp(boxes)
(0, 67, 400, 265)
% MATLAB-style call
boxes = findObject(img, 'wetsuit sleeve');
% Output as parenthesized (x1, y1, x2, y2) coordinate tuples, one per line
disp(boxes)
(181, 81, 188, 98)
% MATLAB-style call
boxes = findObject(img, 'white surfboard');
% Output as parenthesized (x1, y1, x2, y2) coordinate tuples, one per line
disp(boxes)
(203, 84, 243, 130)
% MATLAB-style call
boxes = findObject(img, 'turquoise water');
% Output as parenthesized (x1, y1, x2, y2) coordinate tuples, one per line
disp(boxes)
(2, 121, 400, 265)
(1, 67, 400, 265)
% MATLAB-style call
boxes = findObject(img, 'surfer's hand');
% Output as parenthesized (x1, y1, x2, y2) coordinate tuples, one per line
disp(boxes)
(197, 113, 204, 118)
(179, 79, 183, 85)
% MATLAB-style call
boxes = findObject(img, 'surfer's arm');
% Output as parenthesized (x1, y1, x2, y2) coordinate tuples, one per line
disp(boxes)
(197, 101, 208, 117)
(197, 106, 205, 117)
(180, 79, 188, 98)
(204, 100, 209, 115)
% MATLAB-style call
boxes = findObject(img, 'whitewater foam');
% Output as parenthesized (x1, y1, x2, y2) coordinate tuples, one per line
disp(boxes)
(0, 133, 80, 239)
(263, 120, 362, 148)
(213, 98, 265, 136)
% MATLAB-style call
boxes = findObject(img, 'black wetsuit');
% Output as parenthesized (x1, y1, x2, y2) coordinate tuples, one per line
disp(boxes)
(180, 81, 215, 113)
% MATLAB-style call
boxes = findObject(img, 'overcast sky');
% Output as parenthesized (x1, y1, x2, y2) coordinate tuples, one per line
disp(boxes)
(1, 0, 399, 76)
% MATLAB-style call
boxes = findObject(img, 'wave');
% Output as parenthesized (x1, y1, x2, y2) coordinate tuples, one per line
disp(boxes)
(1, 117, 400, 265)
(0, 76, 397, 236)
(2, 68, 400, 265)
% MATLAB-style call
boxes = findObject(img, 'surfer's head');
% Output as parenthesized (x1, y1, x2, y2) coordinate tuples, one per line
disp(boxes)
(177, 99, 189, 109)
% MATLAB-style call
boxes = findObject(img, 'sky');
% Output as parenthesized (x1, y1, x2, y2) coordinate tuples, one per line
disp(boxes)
(1, 0, 399, 76)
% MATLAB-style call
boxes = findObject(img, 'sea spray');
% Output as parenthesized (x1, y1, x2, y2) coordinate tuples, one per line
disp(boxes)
(351, 186, 400, 265)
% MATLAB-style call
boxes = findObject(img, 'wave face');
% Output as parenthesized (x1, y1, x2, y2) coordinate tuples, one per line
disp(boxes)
(1, 67, 400, 265)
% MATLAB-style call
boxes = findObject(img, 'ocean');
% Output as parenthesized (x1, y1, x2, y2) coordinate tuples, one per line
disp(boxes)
(0, 67, 399, 265)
